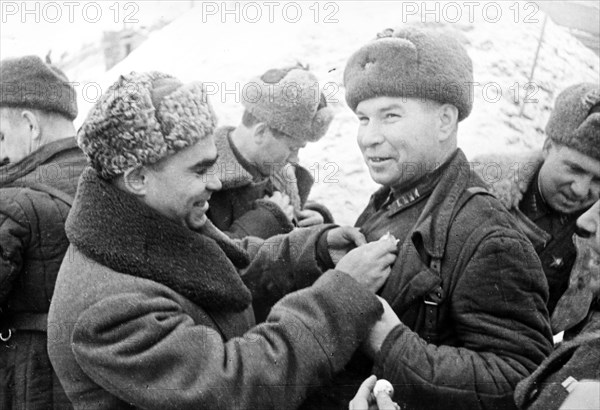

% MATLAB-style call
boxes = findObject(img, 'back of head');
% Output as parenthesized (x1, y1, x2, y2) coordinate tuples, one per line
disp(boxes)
(0, 55, 78, 120)
(241, 64, 334, 142)
(343, 26, 474, 122)
(545, 83, 600, 161)
(78, 71, 217, 180)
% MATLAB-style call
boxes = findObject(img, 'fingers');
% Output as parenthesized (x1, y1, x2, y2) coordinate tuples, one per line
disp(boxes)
(264, 192, 291, 207)
(297, 215, 322, 227)
(363, 239, 398, 258)
(375, 393, 401, 410)
(343, 227, 368, 246)
(357, 375, 377, 397)
(296, 209, 325, 227)
(349, 375, 377, 410)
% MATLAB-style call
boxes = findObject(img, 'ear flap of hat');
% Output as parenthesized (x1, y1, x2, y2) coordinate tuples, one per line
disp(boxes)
(308, 105, 335, 142)
(546, 83, 600, 161)
(569, 113, 600, 160)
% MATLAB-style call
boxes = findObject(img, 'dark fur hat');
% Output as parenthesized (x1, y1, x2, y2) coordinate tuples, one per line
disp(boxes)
(0, 55, 78, 120)
(78, 71, 217, 179)
(545, 83, 600, 161)
(343, 26, 474, 121)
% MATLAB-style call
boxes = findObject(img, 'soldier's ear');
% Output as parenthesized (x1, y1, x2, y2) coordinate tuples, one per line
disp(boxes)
(252, 122, 269, 145)
(542, 138, 554, 159)
(21, 110, 41, 143)
(121, 167, 147, 196)
(437, 104, 458, 142)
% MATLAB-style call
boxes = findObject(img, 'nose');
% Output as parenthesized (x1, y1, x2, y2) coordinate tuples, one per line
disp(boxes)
(571, 176, 592, 199)
(576, 201, 599, 240)
(358, 120, 384, 147)
(206, 171, 222, 192)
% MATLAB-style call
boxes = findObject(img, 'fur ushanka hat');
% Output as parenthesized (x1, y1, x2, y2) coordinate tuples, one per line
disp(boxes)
(241, 65, 334, 142)
(545, 83, 600, 161)
(0, 55, 78, 120)
(344, 26, 474, 121)
(78, 71, 217, 179)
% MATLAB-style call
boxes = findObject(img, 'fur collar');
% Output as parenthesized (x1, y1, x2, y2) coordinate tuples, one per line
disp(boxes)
(473, 151, 544, 210)
(215, 126, 315, 211)
(214, 126, 256, 190)
(66, 167, 252, 312)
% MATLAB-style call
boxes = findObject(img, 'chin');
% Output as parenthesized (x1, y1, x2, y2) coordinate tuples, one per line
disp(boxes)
(368, 170, 394, 187)
(187, 214, 208, 230)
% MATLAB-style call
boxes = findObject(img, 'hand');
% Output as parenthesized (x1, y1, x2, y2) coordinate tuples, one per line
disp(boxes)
(559, 380, 600, 410)
(264, 192, 294, 222)
(362, 297, 401, 360)
(296, 208, 325, 227)
(336, 239, 397, 293)
(349, 375, 401, 410)
(326, 226, 367, 264)
(196, 219, 230, 242)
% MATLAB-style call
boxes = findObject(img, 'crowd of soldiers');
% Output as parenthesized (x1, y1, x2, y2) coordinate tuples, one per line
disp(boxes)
(1, 25, 599, 410)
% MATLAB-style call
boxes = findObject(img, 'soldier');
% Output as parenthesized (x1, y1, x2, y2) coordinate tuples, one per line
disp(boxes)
(302, 26, 553, 410)
(0, 55, 86, 410)
(208, 64, 334, 239)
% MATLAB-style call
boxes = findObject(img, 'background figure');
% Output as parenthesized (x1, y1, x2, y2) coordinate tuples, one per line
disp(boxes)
(208, 64, 334, 240)
(515, 200, 600, 410)
(475, 83, 600, 330)
(0, 55, 86, 409)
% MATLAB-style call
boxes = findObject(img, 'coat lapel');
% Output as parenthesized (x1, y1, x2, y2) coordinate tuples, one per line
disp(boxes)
(382, 151, 476, 314)
(213, 126, 256, 190)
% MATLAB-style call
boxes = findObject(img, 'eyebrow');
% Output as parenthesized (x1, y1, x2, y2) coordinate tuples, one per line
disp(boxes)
(356, 103, 406, 116)
(565, 159, 600, 176)
(190, 154, 219, 170)
(564, 160, 587, 171)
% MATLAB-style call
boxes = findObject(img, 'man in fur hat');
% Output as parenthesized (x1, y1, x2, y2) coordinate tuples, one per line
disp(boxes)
(475, 83, 600, 335)
(515, 199, 600, 410)
(207, 64, 335, 240)
(0, 55, 86, 409)
(302, 26, 553, 410)
(47, 71, 401, 409)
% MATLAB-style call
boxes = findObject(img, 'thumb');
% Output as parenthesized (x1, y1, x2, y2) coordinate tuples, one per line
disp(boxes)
(342, 227, 367, 246)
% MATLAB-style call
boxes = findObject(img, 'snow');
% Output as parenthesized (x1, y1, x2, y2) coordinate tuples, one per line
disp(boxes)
(6, 1, 598, 225)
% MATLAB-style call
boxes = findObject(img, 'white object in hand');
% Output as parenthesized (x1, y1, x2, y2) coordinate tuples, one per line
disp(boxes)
(380, 232, 400, 245)
(373, 379, 394, 397)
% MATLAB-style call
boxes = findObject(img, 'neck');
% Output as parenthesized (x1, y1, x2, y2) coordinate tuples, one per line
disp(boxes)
(536, 170, 550, 208)
(230, 126, 256, 163)
(390, 149, 455, 197)
(37, 119, 76, 147)
(230, 126, 267, 176)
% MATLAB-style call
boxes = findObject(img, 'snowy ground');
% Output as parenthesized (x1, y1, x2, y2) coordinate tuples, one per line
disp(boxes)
(3, 1, 598, 225)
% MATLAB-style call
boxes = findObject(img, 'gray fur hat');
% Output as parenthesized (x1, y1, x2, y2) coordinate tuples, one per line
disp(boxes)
(545, 83, 600, 161)
(241, 65, 334, 142)
(343, 26, 474, 121)
(0, 55, 78, 120)
(78, 71, 217, 179)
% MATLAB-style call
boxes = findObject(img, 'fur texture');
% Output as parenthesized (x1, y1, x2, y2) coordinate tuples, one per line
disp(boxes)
(78, 71, 217, 179)
(546, 83, 600, 161)
(343, 26, 474, 121)
(472, 151, 544, 210)
(0, 55, 78, 119)
(66, 167, 252, 312)
(242, 66, 334, 142)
